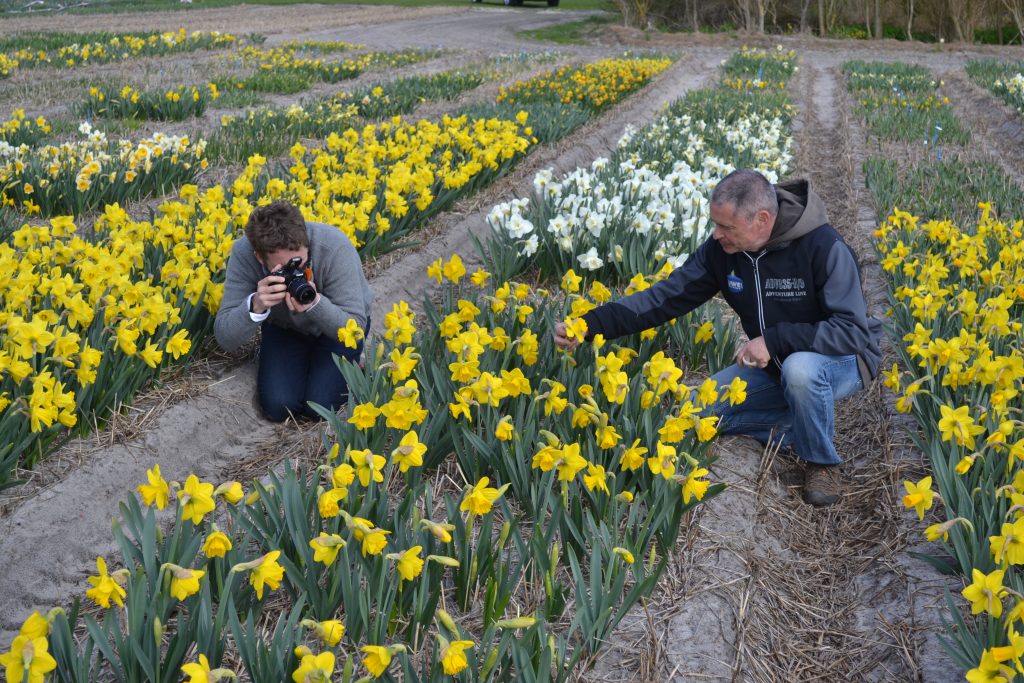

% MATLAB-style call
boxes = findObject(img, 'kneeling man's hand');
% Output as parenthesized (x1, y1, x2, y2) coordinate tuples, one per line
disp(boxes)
(736, 336, 770, 369)
(553, 321, 580, 351)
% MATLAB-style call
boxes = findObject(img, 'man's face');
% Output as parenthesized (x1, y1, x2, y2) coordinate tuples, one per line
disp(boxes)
(256, 246, 309, 273)
(710, 202, 774, 254)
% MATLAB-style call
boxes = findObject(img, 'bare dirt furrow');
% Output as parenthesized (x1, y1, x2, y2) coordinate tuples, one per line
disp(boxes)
(834, 57, 963, 683)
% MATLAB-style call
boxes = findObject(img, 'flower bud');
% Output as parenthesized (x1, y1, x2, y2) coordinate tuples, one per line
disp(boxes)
(480, 647, 500, 678)
(494, 616, 536, 629)
(427, 554, 460, 568)
(436, 609, 459, 636)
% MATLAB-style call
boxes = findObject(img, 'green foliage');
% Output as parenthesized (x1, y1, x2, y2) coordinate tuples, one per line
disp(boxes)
(204, 103, 361, 164)
(965, 58, 1023, 89)
(843, 59, 967, 143)
(213, 70, 314, 95)
(720, 45, 796, 82)
(852, 90, 969, 144)
(864, 157, 1019, 224)
(966, 59, 1024, 115)
(458, 100, 591, 144)
(347, 70, 486, 120)
(843, 60, 937, 92)
(0, 30, 145, 51)
(73, 84, 219, 122)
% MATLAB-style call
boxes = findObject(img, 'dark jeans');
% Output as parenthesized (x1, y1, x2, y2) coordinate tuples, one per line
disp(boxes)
(256, 322, 364, 422)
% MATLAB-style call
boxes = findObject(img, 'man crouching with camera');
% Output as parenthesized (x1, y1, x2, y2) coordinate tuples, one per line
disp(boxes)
(214, 200, 373, 422)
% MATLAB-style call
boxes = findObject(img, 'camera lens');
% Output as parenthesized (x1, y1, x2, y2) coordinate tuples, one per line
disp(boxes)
(290, 279, 316, 305)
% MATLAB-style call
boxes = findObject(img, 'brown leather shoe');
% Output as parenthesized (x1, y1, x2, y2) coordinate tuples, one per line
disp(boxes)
(803, 464, 842, 506)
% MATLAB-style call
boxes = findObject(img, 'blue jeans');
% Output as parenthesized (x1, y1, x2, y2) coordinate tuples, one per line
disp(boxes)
(703, 352, 864, 465)
(256, 322, 364, 422)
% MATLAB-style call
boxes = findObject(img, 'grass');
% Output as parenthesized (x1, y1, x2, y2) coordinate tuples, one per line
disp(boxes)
(516, 15, 615, 44)
(2, 0, 617, 14)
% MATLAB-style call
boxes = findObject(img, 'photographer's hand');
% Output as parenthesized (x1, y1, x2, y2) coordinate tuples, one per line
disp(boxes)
(252, 270, 287, 314)
(285, 279, 320, 314)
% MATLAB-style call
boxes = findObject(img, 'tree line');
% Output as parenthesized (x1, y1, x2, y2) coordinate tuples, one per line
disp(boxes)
(613, 0, 1024, 45)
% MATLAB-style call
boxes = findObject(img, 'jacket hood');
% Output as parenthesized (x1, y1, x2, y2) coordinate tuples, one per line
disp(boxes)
(764, 179, 829, 249)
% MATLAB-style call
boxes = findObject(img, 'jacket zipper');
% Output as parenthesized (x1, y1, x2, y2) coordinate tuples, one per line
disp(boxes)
(746, 250, 782, 370)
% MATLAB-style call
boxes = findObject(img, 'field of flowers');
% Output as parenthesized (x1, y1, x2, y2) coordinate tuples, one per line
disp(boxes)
(843, 60, 968, 145)
(844, 52, 1024, 682)
(5, 10, 1023, 678)
(0, 52, 669, 485)
(0, 42, 811, 681)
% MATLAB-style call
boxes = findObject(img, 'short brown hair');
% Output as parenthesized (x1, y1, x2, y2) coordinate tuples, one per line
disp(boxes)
(711, 169, 778, 221)
(245, 201, 308, 256)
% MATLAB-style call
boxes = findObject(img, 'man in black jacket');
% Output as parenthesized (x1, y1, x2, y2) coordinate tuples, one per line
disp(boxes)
(554, 169, 882, 506)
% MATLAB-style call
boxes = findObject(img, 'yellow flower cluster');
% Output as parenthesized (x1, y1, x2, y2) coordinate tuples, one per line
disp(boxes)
(0, 111, 532, 468)
(0, 53, 16, 78)
(723, 76, 787, 91)
(0, 212, 196, 442)
(81, 83, 220, 121)
(0, 108, 50, 146)
(223, 45, 437, 85)
(422, 262, 722, 504)
(879, 206, 1024, 681)
(277, 114, 532, 252)
(858, 91, 950, 112)
(497, 56, 672, 111)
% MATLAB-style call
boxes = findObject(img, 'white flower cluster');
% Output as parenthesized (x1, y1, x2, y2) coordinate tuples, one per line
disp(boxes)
(488, 155, 713, 270)
(487, 110, 793, 276)
(0, 125, 204, 194)
(999, 73, 1024, 113)
(625, 111, 791, 180)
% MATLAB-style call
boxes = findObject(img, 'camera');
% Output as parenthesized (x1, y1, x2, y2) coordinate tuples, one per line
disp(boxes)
(271, 256, 316, 305)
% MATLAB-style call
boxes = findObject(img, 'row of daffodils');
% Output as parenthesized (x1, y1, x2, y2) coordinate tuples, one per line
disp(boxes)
(882, 206, 1024, 683)
(845, 59, 1024, 681)
(0, 29, 237, 78)
(0, 47, 795, 681)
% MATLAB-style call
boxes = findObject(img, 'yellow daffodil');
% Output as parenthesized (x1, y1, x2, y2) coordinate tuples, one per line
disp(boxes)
(177, 474, 216, 525)
(962, 567, 1006, 618)
(85, 556, 126, 608)
(460, 477, 506, 515)
(137, 464, 170, 509)
(902, 476, 935, 520)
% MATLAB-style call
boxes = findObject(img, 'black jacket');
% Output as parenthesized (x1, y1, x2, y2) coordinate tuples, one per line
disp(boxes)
(581, 179, 883, 387)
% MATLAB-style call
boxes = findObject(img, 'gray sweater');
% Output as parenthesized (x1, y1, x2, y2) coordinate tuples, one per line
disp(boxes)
(214, 221, 373, 351)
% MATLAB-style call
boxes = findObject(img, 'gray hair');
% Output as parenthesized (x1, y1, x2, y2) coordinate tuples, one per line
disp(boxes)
(710, 169, 778, 221)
